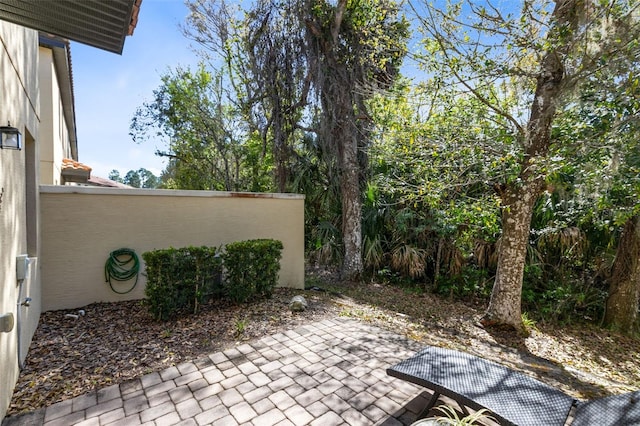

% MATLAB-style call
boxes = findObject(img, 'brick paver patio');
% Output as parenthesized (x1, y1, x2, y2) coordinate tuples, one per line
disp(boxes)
(3, 318, 430, 426)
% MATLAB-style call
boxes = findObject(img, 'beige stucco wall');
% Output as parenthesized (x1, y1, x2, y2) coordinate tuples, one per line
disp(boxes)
(40, 186, 305, 312)
(38, 47, 71, 185)
(0, 22, 41, 422)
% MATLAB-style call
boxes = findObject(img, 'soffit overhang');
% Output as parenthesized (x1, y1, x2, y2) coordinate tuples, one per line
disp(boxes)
(0, 0, 141, 54)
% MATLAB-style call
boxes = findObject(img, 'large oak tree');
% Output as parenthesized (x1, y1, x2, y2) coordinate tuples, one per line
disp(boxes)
(413, 0, 640, 330)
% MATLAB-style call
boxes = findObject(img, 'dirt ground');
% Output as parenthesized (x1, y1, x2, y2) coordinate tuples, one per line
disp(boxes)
(8, 270, 640, 415)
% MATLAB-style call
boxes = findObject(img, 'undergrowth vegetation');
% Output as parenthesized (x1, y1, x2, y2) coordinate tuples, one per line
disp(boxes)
(130, 0, 640, 334)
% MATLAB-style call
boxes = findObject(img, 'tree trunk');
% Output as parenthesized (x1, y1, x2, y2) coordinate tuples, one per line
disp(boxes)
(340, 130, 363, 280)
(329, 69, 363, 280)
(304, 0, 403, 280)
(483, 182, 539, 330)
(309, 0, 363, 281)
(274, 123, 288, 193)
(483, 0, 579, 330)
(604, 215, 640, 335)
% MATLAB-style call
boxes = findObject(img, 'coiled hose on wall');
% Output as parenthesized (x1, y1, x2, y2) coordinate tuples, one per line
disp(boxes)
(104, 248, 140, 294)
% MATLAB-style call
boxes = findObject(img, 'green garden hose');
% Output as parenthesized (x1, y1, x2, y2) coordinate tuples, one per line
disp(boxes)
(105, 248, 140, 294)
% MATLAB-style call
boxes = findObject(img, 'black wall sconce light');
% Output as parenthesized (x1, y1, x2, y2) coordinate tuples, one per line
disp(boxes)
(0, 123, 21, 150)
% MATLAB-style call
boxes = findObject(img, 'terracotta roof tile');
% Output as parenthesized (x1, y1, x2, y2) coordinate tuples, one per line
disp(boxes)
(62, 158, 92, 172)
(61, 158, 91, 183)
(128, 0, 142, 36)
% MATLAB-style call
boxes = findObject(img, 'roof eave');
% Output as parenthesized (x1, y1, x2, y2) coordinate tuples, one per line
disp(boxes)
(0, 0, 142, 54)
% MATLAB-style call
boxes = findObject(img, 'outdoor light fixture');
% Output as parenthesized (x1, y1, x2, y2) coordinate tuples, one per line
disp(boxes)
(0, 123, 21, 150)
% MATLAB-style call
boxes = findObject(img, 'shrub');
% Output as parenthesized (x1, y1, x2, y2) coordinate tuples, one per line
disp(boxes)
(142, 246, 222, 320)
(222, 239, 283, 303)
(435, 265, 492, 300)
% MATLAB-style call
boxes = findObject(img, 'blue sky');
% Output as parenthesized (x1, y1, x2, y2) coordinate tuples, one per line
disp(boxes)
(72, 0, 199, 178)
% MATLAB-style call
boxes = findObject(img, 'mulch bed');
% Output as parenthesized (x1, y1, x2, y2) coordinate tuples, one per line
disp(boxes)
(8, 287, 339, 415)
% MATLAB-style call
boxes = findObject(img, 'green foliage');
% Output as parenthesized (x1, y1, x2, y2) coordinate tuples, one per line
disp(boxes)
(523, 55, 640, 325)
(522, 266, 607, 324)
(290, 134, 343, 266)
(130, 0, 640, 329)
(408, 0, 640, 328)
(107, 170, 121, 182)
(131, 65, 274, 192)
(108, 168, 161, 188)
(363, 82, 503, 284)
(434, 405, 496, 425)
(521, 312, 537, 333)
(222, 239, 283, 303)
(234, 317, 248, 337)
(142, 246, 222, 321)
(143, 240, 284, 319)
(309, 0, 409, 78)
(374, 268, 417, 289)
(435, 265, 492, 300)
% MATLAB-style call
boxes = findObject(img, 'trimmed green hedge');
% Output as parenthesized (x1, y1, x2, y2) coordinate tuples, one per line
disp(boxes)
(142, 246, 222, 321)
(222, 239, 283, 303)
(142, 239, 283, 320)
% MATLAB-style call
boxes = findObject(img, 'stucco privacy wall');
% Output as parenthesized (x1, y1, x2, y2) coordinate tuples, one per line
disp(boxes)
(40, 186, 305, 312)
(0, 22, 41, 422)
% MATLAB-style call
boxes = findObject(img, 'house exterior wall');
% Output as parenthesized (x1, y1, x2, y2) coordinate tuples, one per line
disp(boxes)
(40, 187, 305, 312)
(0, 21, 41, 421)
(38, 47, 71, 185)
